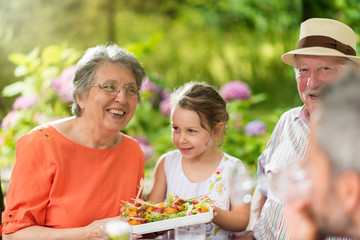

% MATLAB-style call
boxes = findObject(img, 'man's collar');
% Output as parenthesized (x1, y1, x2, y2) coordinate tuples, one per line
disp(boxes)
(296, 105, 311, 124)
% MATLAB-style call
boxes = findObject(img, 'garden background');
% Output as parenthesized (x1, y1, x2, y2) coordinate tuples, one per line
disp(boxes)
(0, 0, 360, 194)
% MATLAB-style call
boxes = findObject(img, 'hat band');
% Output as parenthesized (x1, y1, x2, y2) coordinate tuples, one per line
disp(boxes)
(296, 35, 356, 56)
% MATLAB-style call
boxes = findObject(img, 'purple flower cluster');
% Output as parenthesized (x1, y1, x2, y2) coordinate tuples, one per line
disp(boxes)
(245, 120, 266, 136)
(141, 77, 162, 95)
(134, 136, 154, 161)
(220, 80, 251, 101)
(141, 78, 171, 116)
(12, 95, 38, 110)
(33, 113, 47, 124)
(51, 66, 75, 102)
(160, 97, 171, 117)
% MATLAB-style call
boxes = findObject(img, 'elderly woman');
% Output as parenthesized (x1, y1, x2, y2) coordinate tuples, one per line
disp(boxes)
(2, 44, 146, 239)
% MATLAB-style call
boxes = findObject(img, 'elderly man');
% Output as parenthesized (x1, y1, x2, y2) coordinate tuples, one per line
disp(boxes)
(285, 69, 360, 239)
(237, 18, 360, 240)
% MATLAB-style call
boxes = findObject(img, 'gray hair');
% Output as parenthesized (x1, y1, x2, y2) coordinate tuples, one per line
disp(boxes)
(316, 68, 360, 176)
(71, 43, 146, 117)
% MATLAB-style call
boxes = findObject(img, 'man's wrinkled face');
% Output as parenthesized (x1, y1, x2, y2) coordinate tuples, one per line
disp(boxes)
(294, 55, 347, 115)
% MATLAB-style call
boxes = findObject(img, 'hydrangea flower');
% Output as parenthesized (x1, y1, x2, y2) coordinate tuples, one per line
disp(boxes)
(134, 136, 154, 160)
(12, 95, 38, 110)
(245, 120, 266, 136)
(0, 135, 5, 146)
(160, 89, 171, 101)
(1, 110, 20, 130)
(51, 66, 75, 102)
(33, 113, 47, 124)
(160, 97, 171, 117)
(220, 80, 251, 101)
(141, 77, 162, 95)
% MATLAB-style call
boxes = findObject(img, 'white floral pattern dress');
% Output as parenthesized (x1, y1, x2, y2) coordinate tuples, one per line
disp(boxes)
(164, 150, 244, 239)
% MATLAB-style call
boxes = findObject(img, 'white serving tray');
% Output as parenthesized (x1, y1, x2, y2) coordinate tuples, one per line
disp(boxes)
(131, 210, 213, 234)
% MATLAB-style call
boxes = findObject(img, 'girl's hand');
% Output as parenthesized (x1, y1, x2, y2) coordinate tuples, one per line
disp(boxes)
(205, 205, 217, 224)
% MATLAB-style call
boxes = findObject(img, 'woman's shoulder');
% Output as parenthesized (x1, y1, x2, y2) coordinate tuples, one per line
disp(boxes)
(20, 117, 74, 141)
(19, 124, 57, 142)
(119, 134, 144, 151)
(120, 133, 138, 143)
(15, 125, 62, 155)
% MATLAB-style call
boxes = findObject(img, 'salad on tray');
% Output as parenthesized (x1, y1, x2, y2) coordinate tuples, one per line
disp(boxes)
(120, 193, 213, 226)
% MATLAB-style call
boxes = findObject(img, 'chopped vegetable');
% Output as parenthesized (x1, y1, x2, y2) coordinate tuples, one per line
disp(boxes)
(120, 194, 212, 225)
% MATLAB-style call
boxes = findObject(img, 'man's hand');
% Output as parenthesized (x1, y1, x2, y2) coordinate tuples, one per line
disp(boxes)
(285, 199, 319, 240)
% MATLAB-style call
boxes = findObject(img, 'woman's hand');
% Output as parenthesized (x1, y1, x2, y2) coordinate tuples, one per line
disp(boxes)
(3, 217, 128, 240)
(83, 216, 123, 239)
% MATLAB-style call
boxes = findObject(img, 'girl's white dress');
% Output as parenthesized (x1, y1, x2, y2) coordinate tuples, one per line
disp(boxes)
(163, 150, 244, 240)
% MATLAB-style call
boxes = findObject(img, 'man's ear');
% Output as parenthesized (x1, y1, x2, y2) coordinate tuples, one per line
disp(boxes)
(336, 171, 360, 214)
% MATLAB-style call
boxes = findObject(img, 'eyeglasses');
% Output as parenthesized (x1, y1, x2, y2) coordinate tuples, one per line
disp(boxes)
(90, 83, 141, 98)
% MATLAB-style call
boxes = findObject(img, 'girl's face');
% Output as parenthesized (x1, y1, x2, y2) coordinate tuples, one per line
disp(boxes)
(171, 107, 215, 160)
(77, 62, 139, 133)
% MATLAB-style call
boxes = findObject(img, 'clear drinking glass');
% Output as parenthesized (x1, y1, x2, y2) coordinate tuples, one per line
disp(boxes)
(174, 224, 206, 240)
(104, 220, 131, 240)
(230, 163, 257, 206)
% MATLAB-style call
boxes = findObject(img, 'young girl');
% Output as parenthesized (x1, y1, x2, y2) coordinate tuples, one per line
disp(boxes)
(147, 82, 250, 239)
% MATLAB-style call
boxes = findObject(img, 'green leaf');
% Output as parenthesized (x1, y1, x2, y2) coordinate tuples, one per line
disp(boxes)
(2, 81, 24, 97)
(14, 66, 27, 77)
(8, 53, 27, 66)
(27, 47, 40, 61)
(41, 45, 62, 65)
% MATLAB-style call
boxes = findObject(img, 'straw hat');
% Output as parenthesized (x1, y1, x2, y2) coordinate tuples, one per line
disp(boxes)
(281, 18, 360, 67)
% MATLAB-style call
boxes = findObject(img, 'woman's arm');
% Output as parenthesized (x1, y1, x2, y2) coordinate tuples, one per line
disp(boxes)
(146, 156, 167, 203)
(213, 202, 250, 232)
(3, 216, 122, 240)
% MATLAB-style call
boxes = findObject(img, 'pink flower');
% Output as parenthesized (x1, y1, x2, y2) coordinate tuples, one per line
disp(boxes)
(245, 120, 266, 136)
(220, 81, 251, 101)
(51, 66, 75, 102)
(1, 110, 20, 130)
(160, 97, 171, 117)
(134, 136, 154, 160)
(13, 95, 38, 110)
(0, 135, 5, 145)
(33, 113, 47, 124)
(141, 77, 162, 95)
(160, 89, 171, 101)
